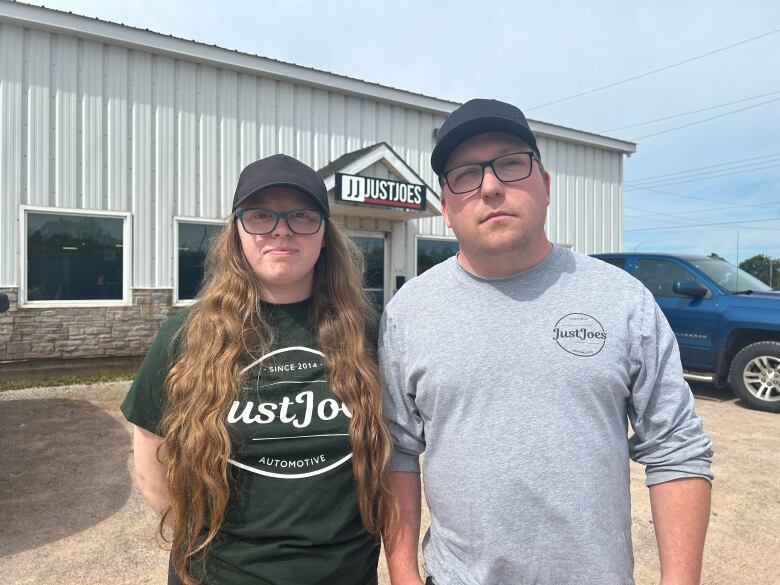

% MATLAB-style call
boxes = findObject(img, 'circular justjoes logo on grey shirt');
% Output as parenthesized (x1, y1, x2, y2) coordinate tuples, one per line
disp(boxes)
(553, 313, 607, 357)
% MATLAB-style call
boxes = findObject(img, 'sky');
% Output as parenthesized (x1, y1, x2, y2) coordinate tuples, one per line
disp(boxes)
(15, 0, 780, 266)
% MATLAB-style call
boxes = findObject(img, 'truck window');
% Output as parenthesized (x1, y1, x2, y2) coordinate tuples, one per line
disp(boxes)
(688, 258, 772, 293)
(635, 259, 699, 297)
(600, 257, 627, 271)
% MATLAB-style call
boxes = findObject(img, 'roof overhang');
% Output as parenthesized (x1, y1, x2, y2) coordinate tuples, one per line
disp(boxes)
(529, 120, 637, 155)
(0, 2, 637, 154)
(0, 1, 459, 115)
(320, 143, 441, 220)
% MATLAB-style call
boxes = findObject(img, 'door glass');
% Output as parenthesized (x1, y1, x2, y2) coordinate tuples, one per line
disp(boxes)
(351, 236, 385, 308)
(635, 259, 698, 297)
(417, 238, 459, 275)
(600, 257, 627, 271)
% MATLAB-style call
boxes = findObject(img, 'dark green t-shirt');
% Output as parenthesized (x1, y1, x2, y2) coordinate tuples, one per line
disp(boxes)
(121, 299, 379, 585)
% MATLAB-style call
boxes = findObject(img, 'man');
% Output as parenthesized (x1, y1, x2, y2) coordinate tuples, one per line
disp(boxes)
(379, 99, 713, 585)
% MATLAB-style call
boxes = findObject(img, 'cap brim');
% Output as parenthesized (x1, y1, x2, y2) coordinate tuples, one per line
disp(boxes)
(232, 182, 329, 216)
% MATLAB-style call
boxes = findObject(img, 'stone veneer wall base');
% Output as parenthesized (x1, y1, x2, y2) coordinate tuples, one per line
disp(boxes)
(0, 288, 182, 364)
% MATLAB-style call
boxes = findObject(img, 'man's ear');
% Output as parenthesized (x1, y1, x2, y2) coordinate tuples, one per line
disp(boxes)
(542, 170, 551, 205)
(441, 193, 452, 229)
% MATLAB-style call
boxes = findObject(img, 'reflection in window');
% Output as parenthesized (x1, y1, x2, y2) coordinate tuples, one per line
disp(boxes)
(178, 223, 223, 300)
(635, 259, 697, 297)
(26, 213, 124, 301)
(417, 238, 459, 275)
(689, 258, 771, 293)
(600, 257, 627, 271)
(351, 236, 385, 308)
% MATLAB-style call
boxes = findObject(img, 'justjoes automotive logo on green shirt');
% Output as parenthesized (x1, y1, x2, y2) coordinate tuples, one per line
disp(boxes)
(226, 346, 354, 479)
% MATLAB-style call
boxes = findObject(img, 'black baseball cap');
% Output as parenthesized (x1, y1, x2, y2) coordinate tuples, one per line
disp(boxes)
(232, 154, 330, 216)
(431, 98, 541, 176)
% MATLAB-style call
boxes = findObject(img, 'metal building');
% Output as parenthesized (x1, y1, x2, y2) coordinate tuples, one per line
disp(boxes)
(0, 1, 636, 364)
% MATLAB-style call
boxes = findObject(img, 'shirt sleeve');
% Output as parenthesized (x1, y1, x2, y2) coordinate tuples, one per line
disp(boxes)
(379, 309, 424, 473)
(120, 311, 187, 436)
(627, 288, 714, 486)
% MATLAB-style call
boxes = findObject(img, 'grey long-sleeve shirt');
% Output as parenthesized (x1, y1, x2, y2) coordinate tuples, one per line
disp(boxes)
(379, 245, 713, 585)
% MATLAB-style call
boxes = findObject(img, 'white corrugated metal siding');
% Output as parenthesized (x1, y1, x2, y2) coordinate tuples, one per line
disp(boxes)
(539, 135, 624, 253)
(0, 23, 22, 287)
(0, 21, 447, 288)
(0, 9, 630, 291)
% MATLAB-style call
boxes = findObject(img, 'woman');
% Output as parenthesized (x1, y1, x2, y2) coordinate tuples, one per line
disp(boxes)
(122, 154, 395, 585)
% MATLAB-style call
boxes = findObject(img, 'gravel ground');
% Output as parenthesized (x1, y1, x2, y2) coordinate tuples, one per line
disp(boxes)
(0, 381, 777, 585)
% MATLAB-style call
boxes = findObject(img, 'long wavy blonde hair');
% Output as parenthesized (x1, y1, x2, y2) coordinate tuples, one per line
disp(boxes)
(160, 215, 395, 584)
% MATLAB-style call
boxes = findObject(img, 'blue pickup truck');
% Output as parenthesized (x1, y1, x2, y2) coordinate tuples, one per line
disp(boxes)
(592, 253, 780, 413)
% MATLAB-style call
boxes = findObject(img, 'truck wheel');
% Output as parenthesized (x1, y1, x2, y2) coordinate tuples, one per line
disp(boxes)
(729, 341, 780, 413)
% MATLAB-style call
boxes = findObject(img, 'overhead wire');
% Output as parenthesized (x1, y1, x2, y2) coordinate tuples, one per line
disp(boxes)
(624, 195, 780, 230)
(521, 27, 780, 238)
(527, 26, 780, 111)
(627, 158, 780, 187)
(621, 204, 756, 226)
(626, 152, 780, 184)
(625, 215, 717, 227)
(631, 96, 780, 140)
(625, 160, 780, 189)
(623, 154, 780, 225)
(625, 185, 770, 206)
(625, 216, 780, 232)
(621, 204, 780, 231)
(622, 204, 713, 226)
(624, 201, 780, 219)
(601, 90, 780, 132)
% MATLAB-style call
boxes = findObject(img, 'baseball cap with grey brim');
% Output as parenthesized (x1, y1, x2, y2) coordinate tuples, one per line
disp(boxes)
(431, 98, 541, 177)
(232, 154, 330, 217)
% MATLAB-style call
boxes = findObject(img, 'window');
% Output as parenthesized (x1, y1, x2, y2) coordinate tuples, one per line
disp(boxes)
(24, 209, 129, 303)
(417, 238, 459, 275)
(176, 221, 224, 302)
(635, 259, 699, 297)
(600, 257, 627, 271)
(689, 258, 771, 293)
(351, 235, 386, 308)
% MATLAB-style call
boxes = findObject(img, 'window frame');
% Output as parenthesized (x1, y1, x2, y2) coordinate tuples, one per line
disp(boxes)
(20, 205, 132, 308)
(173, 216, 227, 306)
(414, 235, 459, 276)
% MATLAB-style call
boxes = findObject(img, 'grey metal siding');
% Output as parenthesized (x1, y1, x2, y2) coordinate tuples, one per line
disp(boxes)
(0, 23, 23, 286)
(0, 17, 626, 292)
(538, 135, 624, 253)
(0, 23, 446, 289)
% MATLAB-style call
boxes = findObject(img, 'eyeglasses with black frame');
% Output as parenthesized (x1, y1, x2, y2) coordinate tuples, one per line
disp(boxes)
(442, 151, 539, 195)
(236, 208, 325, 235)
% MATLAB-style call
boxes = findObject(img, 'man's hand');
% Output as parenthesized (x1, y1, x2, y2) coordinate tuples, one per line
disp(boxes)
(384, 472, 424, 585)
(649, 477, 711, 585)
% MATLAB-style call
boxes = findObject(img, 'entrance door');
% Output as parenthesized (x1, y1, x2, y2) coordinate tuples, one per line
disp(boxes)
(350, 234, 387, 308)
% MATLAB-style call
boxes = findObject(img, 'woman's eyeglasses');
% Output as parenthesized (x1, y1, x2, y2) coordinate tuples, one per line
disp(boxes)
(236, 208, 324, 235)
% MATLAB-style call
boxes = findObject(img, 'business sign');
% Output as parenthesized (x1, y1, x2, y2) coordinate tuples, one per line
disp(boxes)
(335, 173, 426, 211)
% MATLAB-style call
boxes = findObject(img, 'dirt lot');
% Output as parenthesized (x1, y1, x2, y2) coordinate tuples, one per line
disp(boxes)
(0, 381, 778, 585)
